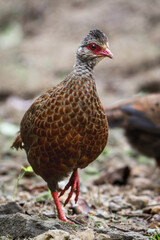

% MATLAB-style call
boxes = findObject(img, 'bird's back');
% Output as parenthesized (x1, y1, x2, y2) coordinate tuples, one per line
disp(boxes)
(106, 94, 160, 132)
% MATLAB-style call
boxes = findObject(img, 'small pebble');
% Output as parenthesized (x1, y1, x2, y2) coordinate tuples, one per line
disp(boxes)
(77, 229, 94, 240)
(151, 206, 160, 214)
(34, 230, 70, 240)
(108, 196, 131, 212)
(147, 228, 157, 234)
(153, 213, 160, 222)
(131, 178, 152, 189)
(95, 233, 111, 240)
(128, 195, 149, 209)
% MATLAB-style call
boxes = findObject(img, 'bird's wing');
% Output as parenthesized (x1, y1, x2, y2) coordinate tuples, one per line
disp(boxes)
(120, 104, 160, 133)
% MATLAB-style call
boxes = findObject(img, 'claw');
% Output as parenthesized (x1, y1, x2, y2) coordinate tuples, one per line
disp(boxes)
(59, 169, 80, 206)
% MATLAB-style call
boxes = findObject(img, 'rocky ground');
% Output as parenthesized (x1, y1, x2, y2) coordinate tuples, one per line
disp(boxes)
(0, 0, 160, 239)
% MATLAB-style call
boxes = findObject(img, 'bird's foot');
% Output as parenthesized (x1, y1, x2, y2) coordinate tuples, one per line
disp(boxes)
(59, 216, 73, 224)
(52, 191, 74, 224)
(59, 169, 80, 206)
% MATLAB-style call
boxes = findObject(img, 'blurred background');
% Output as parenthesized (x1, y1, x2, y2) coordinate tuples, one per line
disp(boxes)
(0, 0, 160, 196)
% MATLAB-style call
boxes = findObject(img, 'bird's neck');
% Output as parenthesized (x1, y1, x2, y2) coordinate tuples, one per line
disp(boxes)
(62, 57, 98, 94)
(73, 57, 97, 77)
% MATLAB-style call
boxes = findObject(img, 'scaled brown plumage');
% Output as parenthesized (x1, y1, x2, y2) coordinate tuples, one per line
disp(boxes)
(105, 94, 160, 167)
(12, 30, 113, 223)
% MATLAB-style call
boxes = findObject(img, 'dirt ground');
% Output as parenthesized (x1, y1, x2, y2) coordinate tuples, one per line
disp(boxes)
(0, 0, 160, 239)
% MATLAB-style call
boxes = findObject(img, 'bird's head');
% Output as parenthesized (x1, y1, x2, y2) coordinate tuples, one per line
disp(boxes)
(76, 29, 113, 69)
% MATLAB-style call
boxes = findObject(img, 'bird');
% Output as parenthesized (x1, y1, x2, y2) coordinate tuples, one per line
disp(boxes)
(105, 94, 160, 168)
(12, 30, 113, 223)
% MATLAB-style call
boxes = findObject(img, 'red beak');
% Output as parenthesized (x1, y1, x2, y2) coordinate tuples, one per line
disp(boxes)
(99, 48, 113, 59)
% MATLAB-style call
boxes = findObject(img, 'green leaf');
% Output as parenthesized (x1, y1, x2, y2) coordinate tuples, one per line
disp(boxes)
(22, 166, 33, 173)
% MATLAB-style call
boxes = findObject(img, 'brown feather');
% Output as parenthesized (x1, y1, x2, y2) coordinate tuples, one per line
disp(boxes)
(11, 133, 23, 150)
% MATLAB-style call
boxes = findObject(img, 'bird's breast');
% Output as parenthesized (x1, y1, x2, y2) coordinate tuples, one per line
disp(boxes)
(20, 79, 108, 177)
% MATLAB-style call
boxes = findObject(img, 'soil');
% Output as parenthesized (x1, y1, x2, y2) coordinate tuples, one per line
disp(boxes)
(0, 0, 160, 239)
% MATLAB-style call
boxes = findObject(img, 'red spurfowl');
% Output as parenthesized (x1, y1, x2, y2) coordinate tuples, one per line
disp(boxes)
(12, 30, 113, 223)
(105, 94, 160, 168)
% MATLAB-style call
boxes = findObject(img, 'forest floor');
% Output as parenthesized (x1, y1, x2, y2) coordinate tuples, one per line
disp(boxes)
(0, 0, 160, 239)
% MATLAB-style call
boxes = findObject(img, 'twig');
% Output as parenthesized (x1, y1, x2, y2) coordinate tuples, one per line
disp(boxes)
(120, 213, 151, 219)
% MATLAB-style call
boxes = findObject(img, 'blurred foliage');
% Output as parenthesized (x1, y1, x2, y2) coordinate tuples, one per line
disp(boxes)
(0, 22, 23, 49)
(127, 149, 154, 167)
(148, 228, 160, 240)
(97, 147, 112, 162)
(35, 191, 51, 202)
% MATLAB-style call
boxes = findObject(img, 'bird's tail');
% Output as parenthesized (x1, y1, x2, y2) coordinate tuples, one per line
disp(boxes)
(11, 133, 23, 150)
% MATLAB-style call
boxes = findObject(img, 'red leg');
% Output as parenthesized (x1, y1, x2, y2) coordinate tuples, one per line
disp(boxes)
(59, 169, 80, 206)
(51, 191, 73, 223)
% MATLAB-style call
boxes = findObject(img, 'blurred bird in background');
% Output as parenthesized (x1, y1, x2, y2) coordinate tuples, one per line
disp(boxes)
(105, 94, 160, 168)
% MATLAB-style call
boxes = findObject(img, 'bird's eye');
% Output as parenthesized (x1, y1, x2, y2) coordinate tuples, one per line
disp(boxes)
(87, 43, 101, 52)
(90, 44, 96, 50)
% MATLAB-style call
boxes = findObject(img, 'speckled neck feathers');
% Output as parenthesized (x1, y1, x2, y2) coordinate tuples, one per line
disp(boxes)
(73, 58, 94, 79)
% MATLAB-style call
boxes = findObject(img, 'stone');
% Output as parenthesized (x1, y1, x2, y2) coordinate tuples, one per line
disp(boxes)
(128, 196, 149, 209)
(0, 201, 23, 215)
(151, 206, 160, 214)
(34, 230, 70, 240)
(95, 233, 111, 240)
(108, 196, 132, 212)
(0, 213, 59, 238)
(76, 229, 94, 240)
